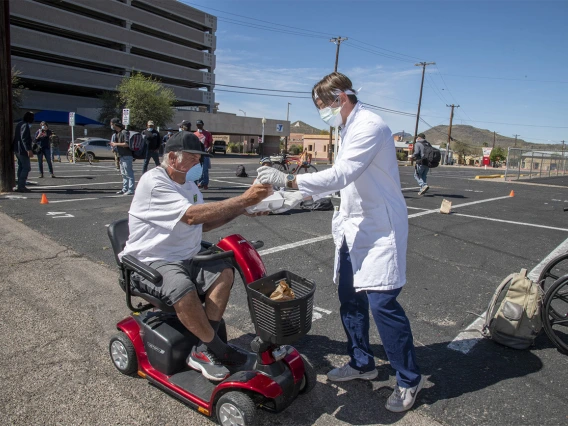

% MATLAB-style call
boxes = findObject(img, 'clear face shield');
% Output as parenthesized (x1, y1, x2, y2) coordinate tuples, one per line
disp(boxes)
(314, 88, 360, 127)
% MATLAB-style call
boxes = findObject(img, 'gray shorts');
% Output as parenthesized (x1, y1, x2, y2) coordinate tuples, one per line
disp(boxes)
(133, 258, 233, 306)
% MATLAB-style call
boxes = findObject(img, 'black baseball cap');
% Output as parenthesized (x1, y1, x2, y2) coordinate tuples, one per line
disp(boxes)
(166, 131, 211, 156)
(177, 120, 191, 129)
(196, 119, 204, 125)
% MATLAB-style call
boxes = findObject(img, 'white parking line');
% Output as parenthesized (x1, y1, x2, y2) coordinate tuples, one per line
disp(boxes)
(448, 236, 568, 354)
(407, 195, 512, 218)
(454, 213, 568, 232)
(258, 235, 333, 256)
(209, 179, 252, 188)
(30, 182, 122, 189)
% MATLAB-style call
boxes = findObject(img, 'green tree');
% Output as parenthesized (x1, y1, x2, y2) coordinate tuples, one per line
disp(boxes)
(11, 67, 25, 114)
(490, 146, 506, 163)
(117, 72, 175, 129)
(320, 129, 330, 135)
(97, 91, 122, 125)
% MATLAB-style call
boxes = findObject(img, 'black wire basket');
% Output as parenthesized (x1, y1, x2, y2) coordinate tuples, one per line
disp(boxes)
(246, 271, 316, 345)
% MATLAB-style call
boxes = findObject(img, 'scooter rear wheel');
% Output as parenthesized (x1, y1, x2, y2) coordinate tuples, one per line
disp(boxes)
(109, 332, 138, 375)
(215, 391, 256, 426)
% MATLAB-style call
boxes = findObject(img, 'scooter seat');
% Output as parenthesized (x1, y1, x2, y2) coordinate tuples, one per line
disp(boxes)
(131, 288, 176, 314)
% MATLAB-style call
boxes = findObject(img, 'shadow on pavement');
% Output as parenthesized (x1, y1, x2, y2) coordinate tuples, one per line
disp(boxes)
(225, 332, 545, 426)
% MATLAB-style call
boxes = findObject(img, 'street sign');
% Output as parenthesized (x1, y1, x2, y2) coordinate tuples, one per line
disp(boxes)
(68, 112, 75, 126)
(276, 124, 283, 132)
(122, 108, 130, 126)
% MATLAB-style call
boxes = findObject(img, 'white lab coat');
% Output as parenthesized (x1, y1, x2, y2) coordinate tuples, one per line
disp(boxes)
(296, 103, 408, 291)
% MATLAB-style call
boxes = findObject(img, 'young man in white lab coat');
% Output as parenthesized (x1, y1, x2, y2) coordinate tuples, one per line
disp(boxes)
(257, 72, 423, 413)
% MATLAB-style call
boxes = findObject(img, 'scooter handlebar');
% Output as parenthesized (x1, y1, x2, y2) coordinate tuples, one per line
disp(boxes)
(192, 240, 264, 263)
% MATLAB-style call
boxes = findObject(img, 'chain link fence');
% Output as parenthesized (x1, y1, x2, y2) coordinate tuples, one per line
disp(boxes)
(504, 148, 568, 182)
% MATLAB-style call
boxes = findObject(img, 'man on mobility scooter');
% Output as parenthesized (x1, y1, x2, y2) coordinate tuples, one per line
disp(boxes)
(119, 131, 272, 381)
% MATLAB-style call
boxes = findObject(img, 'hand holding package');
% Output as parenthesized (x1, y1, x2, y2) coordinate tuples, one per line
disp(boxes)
(257, 166, 287, 188)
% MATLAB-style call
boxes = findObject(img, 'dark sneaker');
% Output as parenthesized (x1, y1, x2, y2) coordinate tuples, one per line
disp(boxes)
(217, 345, 248, 367)
(15, 188, 32, 193)
(50, 174, 56, 178)
(187, 348, 230, 381)
(116, 190, 125, 194)
(38, 174, 44, 178)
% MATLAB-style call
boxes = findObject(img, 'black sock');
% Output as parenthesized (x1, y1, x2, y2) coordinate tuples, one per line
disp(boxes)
(202, 334, 227, 358)
(209, 320, 221, 335)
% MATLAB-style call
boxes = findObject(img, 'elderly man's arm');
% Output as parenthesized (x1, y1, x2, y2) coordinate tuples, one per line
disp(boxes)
(180, 184, 272, 229)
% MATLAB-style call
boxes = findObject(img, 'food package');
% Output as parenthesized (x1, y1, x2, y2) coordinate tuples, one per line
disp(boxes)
(269, 280, 296, 302)
(440, 199, 452, 214)
(245, 192, 285, 214)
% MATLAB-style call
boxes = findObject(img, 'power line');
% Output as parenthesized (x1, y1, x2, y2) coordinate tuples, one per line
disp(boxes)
(343, 43, 416, 63)
(438, 73, 568, 84)
(216, 83, 309, 93)
(348, 38, 423, 61)
(215, 88, 310, 99)
(362, 102, 416, 117)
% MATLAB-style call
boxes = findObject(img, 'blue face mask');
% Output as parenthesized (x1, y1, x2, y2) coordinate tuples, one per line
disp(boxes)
(185, 162, 203, 183)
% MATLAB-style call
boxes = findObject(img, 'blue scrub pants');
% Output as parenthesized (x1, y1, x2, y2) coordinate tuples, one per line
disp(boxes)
(338, 240, 421, 388)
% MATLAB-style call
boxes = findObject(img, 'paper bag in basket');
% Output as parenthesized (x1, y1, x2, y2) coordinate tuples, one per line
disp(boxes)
(270, 280, 295, 302)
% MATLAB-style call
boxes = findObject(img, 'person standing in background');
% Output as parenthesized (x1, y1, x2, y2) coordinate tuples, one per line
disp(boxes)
(142, 120, 161, 174)
(13, 111, 35, 193)
(50, 131, 61, 162)
(195, 119, 212, 190)
(34, 121, 56, 178)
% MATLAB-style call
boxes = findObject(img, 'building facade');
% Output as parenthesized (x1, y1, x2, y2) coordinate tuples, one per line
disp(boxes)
(10, 0, 216, 118)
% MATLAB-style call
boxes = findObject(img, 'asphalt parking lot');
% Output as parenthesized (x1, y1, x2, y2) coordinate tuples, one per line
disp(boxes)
(1, 156, 567, 425)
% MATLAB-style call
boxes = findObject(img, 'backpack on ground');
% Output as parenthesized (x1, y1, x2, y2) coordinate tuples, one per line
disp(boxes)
(236, 165, 248, 177)
(300, 198, 334, 211)
(420, 141, 441, 168)
(128, 132, 146, 159)
(482, 268, 543, 349)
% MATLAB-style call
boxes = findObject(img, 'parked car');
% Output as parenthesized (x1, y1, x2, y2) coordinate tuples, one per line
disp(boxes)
(71, 133, 141, 160)
(71, 137, 114, 160)
(212, 140, 227, 155)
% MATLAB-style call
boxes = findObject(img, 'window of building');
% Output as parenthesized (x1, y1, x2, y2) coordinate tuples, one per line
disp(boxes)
(308, 145, 313, 151)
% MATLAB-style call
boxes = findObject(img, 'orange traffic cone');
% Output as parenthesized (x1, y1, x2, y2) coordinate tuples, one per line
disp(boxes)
(509, 190, 515, 197)
(40, 193, 49, 204)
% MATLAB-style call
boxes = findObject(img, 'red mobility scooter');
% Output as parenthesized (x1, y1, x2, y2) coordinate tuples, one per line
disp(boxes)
(107, 219, 316, 425)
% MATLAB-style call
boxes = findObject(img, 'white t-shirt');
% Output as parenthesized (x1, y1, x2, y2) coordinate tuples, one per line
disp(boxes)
(119, 167, 204, 263)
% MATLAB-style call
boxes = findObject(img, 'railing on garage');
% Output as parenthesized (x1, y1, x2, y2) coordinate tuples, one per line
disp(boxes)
(504, 148, 568, 181)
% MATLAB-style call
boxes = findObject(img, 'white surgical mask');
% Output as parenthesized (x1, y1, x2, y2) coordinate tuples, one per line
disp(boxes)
(178, 127, 183, 132)
(198, 129, 203, 133)
(168, 132, 172, 136)
(110, 125, 114, 130)
(41, 125, 46, 130)
(185, 162, 203, 183)
(319, 104, 343, 127)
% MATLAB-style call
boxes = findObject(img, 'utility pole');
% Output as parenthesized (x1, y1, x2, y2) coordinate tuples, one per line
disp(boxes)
(411, 62, 435, 165)
(0, 0, 15, 192)
(446, 104, 459, 165)
(327, 36, 348, 164)
(513, 134, 520, 148)
(493, 131, 497, 149)
(285, 102, 291, 154)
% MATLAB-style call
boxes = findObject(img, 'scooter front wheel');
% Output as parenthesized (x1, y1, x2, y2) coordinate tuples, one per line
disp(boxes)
(109, 332, 138, 375)
(216, 391, 256, 426)
(299, 355, 317, 394)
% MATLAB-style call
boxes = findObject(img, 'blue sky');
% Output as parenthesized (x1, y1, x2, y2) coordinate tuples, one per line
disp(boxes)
(182, 0, 567, 146)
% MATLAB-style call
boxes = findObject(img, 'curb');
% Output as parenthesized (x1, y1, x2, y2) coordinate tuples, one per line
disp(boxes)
(475, 174, 504, 179)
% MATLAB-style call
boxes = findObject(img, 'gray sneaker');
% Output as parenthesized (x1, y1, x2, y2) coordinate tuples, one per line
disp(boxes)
(385, 375, 424, 412)
(418, 185, 429, 195)
(187, 347, 230, 382)
(327, 363, 378, 382)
